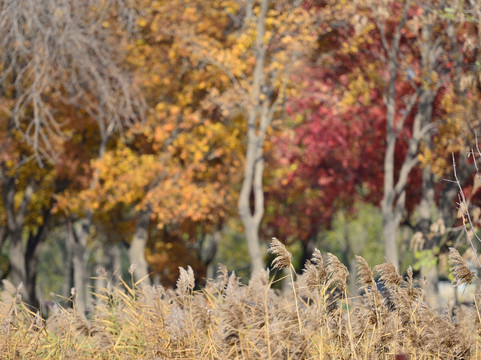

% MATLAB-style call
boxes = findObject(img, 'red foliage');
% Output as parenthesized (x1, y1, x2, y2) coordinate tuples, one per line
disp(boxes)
(264, 2, 457, 242)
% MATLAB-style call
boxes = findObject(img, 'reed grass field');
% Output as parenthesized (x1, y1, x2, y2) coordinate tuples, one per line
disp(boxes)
(1, 240, 480, 359)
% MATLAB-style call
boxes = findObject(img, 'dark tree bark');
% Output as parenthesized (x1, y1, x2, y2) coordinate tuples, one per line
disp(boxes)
(201, 229, 222, 280)
(299, 235, 317, 272)
(24, 209, 51, 309)
(0, 170, 35, 299)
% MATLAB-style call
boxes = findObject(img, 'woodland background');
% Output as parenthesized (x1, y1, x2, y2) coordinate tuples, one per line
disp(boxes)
(1, 0, 481, 316)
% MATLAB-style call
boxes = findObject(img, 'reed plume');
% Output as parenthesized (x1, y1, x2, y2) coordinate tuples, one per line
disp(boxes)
(326, 253, 349, 293)
(449, 247, 476, 286)
(268, 237, 292, 270)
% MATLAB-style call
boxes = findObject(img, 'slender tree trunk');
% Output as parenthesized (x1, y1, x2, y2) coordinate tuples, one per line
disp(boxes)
(418, 157, 439, 307)
(93, 243, 107, 302)
(418, 167, 434, 235)
(414, 9, 444, 302)
(70, 137, 108, 315)
(380, 15, 407, 268)
(243, 219, 264, 273)
(342, 223, 358, 292)
(238, 142, 265, 273)
(377, 0, 442, 268)
(238, 0, 270, 274)
(128, 208, 152, 286)
(63, 223, 74, 298)
(69, 217, 89, 316)
(382, 214, 399, 266)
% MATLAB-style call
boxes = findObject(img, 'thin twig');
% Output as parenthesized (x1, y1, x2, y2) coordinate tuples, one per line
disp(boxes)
(452, 153, 481, 268)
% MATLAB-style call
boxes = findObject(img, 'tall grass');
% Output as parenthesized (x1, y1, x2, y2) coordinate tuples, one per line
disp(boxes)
(0, 241, 480, 359)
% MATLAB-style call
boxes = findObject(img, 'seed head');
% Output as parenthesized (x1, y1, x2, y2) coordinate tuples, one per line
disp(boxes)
(356, 255, 375, 289)
(449, 247, 476, 286)
(268, 237, 292, 270)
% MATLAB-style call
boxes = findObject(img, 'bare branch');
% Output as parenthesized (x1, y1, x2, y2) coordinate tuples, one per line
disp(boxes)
(452, 153, 481, 268)
(0, 0, 145, 163)
(396, 88, 420, 133)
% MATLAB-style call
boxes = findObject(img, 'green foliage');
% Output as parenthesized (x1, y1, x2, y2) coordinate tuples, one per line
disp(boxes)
(214, 223, 251, 281)
(413, 248, 438, 272)
(325, 202, 384, 267)
(36, 230, 66, 298)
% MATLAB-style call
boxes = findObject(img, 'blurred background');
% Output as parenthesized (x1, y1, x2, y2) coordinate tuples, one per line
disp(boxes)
(1, 0, 481, 315)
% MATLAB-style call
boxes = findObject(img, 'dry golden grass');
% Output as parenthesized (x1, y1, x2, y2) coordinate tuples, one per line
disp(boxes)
(1, 243, 481, 359)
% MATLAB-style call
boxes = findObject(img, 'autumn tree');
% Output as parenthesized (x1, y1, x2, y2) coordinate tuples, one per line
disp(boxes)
(411, 2, 481, 299)
(0, 133, 57, 308)
(174, 0, 318, 273)
(351, 0, 465, 267)
(0, 0, 143, 313)
(264, 63, 386, 265)
(73, 0, 245, 287)
(266, 0, 481, 279)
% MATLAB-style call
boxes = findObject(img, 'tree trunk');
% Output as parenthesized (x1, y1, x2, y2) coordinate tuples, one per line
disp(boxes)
(418, 166, 435, 237)
(237, 0, 271, 275)
(9, 229, 26, 293)
(1, 175, 35, 298)
(0, 227, 7, 254)
(381, 42, 404, 268)
(69, 217, 89, 316)
(300, 235, 317, 271)
(382, 211, 400, 267)
(418, 163, 439, 306)
(203, 229, 222, 280)
(63, 223, 74, 298)
(343, 223, 357, 292)
(376, 0, 433, 269)
(106, 242, 121, 285)
(128, 209, 152, 286)
(238, 146, 265, 274)
(0, 227, 8, 280)
(24, 211, 51, 310)
(69, 138, 108, 316)
(243, 219, 264, 274)
(93, 243, 107, 303)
